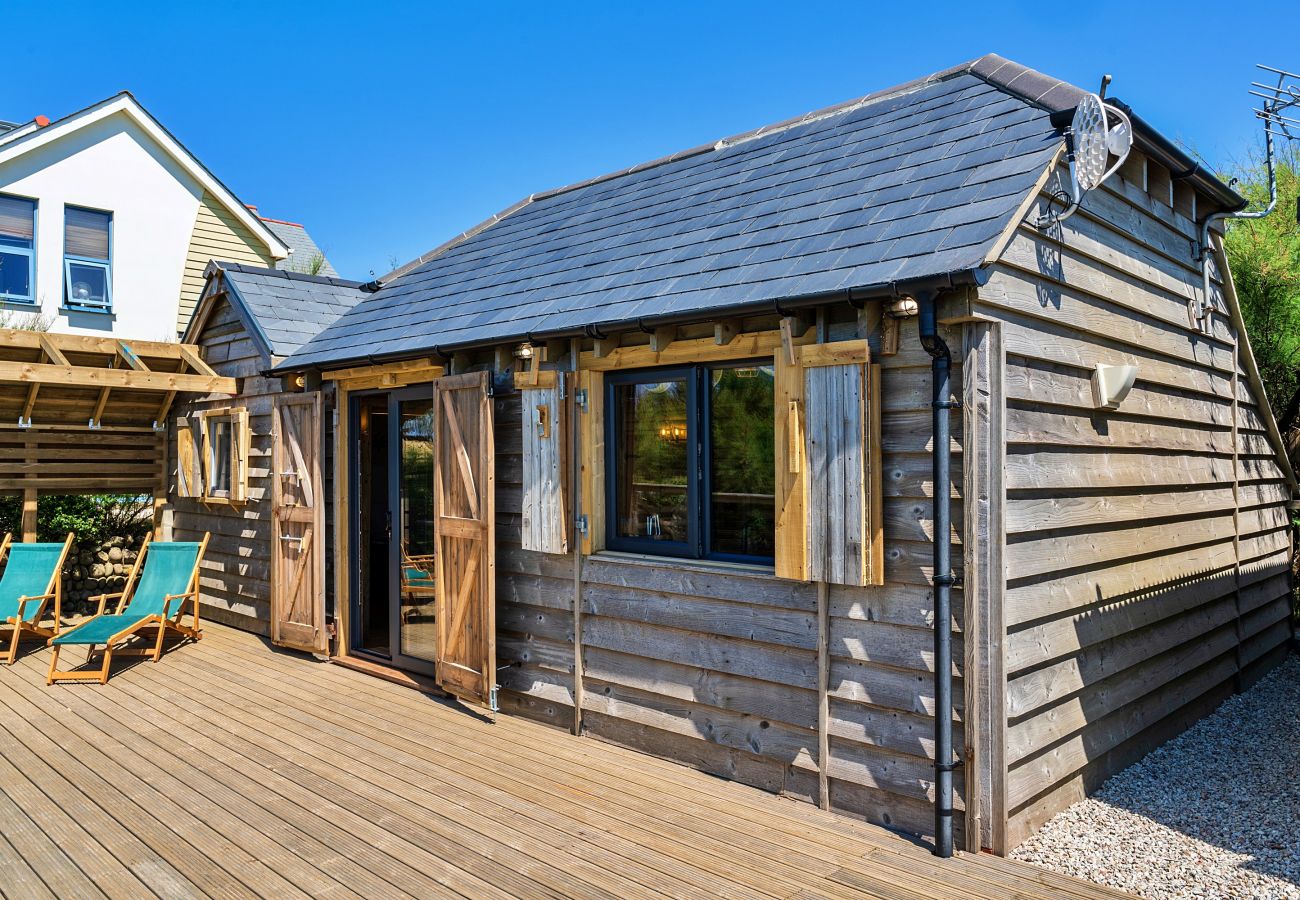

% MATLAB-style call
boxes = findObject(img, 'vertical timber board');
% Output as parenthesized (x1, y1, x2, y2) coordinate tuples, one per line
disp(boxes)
(577, 369, 605, 556)
(433, 371, 497, 708)
(270, 392, 327, 653)
(805, 362, 867, 586)
(774, 350, 809, 580)
(962, 320, 1007, 854)
(333, 383, 351, 656)
(518, 376, 569, 555)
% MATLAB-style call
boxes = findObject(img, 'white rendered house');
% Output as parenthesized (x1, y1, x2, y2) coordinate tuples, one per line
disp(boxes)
(0, 93, 333, 340)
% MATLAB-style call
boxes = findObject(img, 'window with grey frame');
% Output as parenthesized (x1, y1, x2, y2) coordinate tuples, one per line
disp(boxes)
(605, 360, 777, 564)
(63, 205, 112, 311)
(0, 195, 36, 305)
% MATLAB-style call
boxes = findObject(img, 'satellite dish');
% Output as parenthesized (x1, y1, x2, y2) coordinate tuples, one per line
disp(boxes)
(1039, 92, 1133, 228)
(1072, 94, 1111, 191)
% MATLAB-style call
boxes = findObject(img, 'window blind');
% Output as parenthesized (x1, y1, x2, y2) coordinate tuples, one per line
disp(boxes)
(64, 206, 110, 259)
(0, 196, 35, 241)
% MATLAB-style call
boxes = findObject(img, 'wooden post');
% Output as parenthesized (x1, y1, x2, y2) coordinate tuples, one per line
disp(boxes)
(570, 337, 586, 736)
(817, 579, 830, 810)
(962, 320, 1006, 854)
(20, 489, 37, 543)
(20, 437, 37, 542)
(154, 432, 171, 539)
(1230, 314, 1244, 690)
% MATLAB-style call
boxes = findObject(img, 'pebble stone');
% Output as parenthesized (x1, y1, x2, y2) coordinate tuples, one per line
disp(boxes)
(1012, 655, 1300, 899)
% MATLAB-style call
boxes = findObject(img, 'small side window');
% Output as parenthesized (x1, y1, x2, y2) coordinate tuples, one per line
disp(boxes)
(63, 206, 112, 311)
(186, 407, 249, 504)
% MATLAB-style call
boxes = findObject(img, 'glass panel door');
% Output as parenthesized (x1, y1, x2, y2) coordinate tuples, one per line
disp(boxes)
(349, 385, 439, 674)
(352, 394, 392, 657)
(396, 394, 437, 663)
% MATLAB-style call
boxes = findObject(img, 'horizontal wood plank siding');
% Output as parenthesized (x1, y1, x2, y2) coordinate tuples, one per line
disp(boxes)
(980, 170, 1295, 850)
(178, 193, 276, 334)
(492, 313, 966, 844)
(169, 297, 278, 633)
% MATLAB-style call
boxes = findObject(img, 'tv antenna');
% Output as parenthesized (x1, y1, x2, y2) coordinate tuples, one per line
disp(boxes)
(1193, 63, 1300, 329)
(1037, 74, 1134, 228)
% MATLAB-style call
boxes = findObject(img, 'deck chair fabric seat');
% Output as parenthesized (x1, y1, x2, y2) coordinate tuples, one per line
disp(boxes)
(0, 534, 73, 665)
(47, 536, 208, 684)
(54, 543, 202, 646)
(51, 614, 154, 646)
(0, 545, 67, 623)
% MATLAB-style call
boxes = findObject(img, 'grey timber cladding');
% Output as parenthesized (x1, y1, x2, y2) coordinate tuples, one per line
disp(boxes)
(281, 69, 1064, 369)
(219, 263, 366, 358)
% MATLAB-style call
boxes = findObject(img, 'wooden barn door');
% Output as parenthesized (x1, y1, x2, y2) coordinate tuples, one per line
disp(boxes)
(271, 392, 326, 653)
(432, 371, 497, 709)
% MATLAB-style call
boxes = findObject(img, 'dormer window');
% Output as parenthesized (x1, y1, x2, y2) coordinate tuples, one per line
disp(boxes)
(63, 205, 112, 311)
(0, 194, 36, 305)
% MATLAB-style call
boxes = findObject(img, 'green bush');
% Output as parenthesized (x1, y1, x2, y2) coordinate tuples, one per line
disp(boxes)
(0, 494, 152, 545)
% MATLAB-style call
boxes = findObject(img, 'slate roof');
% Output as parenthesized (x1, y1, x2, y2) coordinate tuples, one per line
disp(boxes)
(276, 54, 1236, 371)
(204, 263, 366, 359)
(262, 218, 340, 278)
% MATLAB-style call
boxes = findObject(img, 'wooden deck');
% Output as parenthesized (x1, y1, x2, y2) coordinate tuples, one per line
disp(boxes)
(0, 621, 1128, 899)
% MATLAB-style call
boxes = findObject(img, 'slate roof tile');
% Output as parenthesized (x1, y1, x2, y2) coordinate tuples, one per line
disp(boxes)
(276, 57, 1108, 370)
(213, 263, 366, 358)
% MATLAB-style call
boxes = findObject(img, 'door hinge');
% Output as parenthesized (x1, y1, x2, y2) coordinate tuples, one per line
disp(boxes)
(574, 388, 588, 411)
(576, 514, 589, 535)
(489, 686, 500, 714)
(558, 372, 567, 401)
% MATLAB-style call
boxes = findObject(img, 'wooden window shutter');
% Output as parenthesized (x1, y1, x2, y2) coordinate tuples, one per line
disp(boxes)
(776, 340, 883, 586)
(514, 371, 568, 554)
(230, 408, 251, 503)
(176, 416, 201, 498)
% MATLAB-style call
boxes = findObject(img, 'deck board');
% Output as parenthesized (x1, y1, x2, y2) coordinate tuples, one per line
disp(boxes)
(0, 622, 1128, 899)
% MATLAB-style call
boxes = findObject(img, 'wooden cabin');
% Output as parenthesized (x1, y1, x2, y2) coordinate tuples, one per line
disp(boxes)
(182, 55, 1293, 856)
(167, 262, 364, 648)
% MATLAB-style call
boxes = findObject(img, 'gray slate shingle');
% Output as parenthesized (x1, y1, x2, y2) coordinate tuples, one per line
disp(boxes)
(279, 58, 1069, 371)
(261, 220, 340, 278)
(216, 263, 366, 358)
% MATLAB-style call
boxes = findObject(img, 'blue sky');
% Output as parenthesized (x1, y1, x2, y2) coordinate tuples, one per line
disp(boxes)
(6, 1, 1292, 279)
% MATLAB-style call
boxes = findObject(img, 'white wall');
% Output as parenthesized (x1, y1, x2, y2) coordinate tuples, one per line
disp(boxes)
(0, 112, 202, 340)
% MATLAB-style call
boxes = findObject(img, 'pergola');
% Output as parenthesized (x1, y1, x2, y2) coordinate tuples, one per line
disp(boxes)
(0, 329, 237, 540)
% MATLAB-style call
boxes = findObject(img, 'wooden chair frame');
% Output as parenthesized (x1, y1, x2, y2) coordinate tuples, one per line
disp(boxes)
(46, 533, 209, 685)
(0, 532, 74, 666)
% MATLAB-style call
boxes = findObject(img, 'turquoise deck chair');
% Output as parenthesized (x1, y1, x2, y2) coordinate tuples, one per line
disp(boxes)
(0, 533, 73, 665)
(47, 533, 209, 685)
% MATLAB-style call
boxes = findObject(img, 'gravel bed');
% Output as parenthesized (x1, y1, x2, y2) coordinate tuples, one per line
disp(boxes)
(1012, 654, 1300, 899)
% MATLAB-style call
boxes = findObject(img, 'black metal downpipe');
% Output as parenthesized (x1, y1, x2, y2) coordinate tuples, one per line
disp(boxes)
(918, 290, 956, 858)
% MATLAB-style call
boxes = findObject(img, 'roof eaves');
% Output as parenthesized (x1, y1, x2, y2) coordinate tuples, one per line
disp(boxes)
(0, 91, 292, 259)
(274, 265, 988, 375)
(964, 53, 1246, 212)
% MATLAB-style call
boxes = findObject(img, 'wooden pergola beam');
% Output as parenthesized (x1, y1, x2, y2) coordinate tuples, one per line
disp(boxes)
(155, 390, 178, 427)
(37, 335, 71, 367)
(116, 341, 150, 372)
(177, 344, 217, 377)
(21, 384, 40, 424)
(91, 388, 112, 427)
(2, 329, 191, 361)
(0, 361, 236, 394)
